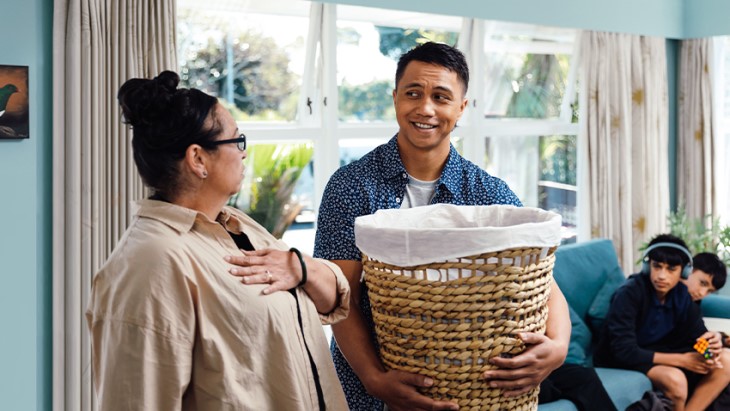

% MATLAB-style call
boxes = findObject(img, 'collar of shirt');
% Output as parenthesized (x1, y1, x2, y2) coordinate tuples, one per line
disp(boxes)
(378, 135, 464, 202)
(135, 199, 247, 235)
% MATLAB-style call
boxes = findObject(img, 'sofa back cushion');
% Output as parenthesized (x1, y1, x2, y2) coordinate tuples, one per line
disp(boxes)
(566, 305, 592, 365)
(553, 238, 625, 320)
(585, 269, 625, 332)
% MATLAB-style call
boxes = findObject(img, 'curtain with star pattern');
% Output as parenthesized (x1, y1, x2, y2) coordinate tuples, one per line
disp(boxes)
(678, 38, 717, 222)
(580, 31, 669, 275)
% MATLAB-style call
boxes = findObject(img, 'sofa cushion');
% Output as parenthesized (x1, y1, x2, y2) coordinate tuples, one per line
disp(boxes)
(595, 367, 652, 410)
(553, 239, 623, 319)
(586, 266, 625, 332)
(701, 294, 730, 318)
(537, 368, 651, 411)
(538, 399, 578, 411)
(566, 305, 592, 366)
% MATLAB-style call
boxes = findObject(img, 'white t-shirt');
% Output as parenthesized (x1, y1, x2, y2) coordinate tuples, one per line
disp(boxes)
(400, 174, 438, 209)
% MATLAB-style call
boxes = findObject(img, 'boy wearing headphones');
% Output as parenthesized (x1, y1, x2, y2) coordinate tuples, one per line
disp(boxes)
(594, 234, 730, 411)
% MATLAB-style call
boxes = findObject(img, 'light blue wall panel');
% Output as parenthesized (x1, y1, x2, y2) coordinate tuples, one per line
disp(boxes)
(319, 0, 685, 38)
(0, 0, 52, 409)
(0, 1, 721, 410)
(684, 0, 730, 38)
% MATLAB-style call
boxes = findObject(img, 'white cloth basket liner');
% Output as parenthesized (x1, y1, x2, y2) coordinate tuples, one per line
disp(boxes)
(354, 204, 562, 267)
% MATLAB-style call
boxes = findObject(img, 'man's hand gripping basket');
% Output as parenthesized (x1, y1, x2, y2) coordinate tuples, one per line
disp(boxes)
(355, 204, 562, 411)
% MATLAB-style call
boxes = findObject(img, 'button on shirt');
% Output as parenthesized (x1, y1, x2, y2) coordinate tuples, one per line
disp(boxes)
(86, 199, 350, 411)
(313, 135, 522, 410)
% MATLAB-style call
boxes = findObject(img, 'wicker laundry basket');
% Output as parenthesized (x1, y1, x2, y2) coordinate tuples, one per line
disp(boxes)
(355, 204, 562, 411)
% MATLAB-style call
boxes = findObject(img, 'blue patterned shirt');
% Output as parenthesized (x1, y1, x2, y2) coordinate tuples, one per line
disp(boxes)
(313, 135, 522, 410)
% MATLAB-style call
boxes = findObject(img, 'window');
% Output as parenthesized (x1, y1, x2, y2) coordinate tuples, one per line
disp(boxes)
(335, 6, 461, 123)
(177, 0, 311, 122)
(481, 22, 576, 120)
(177, 0, 582, 247)
(466, 22, 579, 243)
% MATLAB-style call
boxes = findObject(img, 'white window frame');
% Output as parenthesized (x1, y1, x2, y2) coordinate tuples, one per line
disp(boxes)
(206, 2, 583, 237)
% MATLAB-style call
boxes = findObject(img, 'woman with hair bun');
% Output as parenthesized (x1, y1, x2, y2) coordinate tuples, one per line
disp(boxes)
(86, 70, 349, 411)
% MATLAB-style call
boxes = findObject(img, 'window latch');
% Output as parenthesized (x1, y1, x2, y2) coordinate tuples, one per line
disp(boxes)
(307, 97, 313, 114)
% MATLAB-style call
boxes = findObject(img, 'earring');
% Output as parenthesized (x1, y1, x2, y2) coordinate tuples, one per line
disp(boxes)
(201, 171, 208, 178)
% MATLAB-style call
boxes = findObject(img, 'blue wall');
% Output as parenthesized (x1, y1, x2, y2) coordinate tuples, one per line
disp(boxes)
(684, 0, 730, 39)
(322, 0, 685, 38)
(0, 0, 52, 409)
(0, 1, 724, 410)
(324, 0, 730, 39)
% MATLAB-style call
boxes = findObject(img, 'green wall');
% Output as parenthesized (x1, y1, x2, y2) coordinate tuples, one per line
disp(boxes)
(0, 0, 53, 409)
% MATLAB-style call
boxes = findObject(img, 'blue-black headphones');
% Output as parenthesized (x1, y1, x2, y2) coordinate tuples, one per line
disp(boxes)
(641, 242, 693, 278)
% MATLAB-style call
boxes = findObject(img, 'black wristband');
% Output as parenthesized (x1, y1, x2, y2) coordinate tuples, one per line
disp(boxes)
(290, 247, 307, 287)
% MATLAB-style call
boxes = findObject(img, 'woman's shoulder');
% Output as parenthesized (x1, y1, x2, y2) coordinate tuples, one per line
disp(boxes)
(97, 218, 193, 284)
(122, 216, 190, 256)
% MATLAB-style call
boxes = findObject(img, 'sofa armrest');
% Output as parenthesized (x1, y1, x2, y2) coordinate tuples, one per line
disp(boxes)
(703, 317, 730, 334)
(702, 294, 730, 319)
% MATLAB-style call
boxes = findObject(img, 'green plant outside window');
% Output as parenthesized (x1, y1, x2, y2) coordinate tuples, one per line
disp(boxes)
(229, 143, 313, 239)
(638, 206, 730, 266)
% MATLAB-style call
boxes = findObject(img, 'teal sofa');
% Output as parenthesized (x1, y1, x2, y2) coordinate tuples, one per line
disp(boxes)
(538, 238, 650, 410)
(538, 238, 730, 410)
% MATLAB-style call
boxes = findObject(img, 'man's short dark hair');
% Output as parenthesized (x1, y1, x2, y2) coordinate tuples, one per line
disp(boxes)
(693, 252, 727, 290)
(395, 42, 469, 95)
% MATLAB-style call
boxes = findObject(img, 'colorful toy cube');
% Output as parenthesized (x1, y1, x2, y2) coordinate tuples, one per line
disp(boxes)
(694, 338, 713, 359)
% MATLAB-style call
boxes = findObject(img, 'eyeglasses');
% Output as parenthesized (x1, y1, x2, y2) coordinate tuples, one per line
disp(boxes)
(208, 133, 247, 151)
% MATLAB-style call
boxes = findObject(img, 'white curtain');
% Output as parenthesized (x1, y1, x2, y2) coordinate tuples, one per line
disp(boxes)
(52, 1, 177, 410)
(678, 38, 716, 221)
(580, 31, 669, 274)
(713, 38, 730, 226)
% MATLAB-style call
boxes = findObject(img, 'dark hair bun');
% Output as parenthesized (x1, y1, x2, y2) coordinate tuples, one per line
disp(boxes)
(117, 70, 220, 196)
(118, 70, 181, 128)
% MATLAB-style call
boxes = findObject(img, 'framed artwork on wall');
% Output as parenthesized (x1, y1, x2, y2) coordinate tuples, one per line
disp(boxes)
(0, 65, 29, 139)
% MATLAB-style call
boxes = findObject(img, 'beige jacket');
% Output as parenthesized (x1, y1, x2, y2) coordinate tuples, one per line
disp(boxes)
(86, 199, 350, 410)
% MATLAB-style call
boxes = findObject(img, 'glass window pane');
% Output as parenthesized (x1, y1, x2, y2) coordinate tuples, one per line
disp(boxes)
(337, 136, 464, 167)
(482, 53, 571, 119)
(339, 138, 389, 166)
(230, 141, 315, 240)
(485, 134, 577, 243)
(336, 6, 461, 123)
(722, 132, 730, 225)
(482, 22, 576, 120)
(450, 135, 465, 155)
(177, 0, 310, 122)
(724, 38, 730, 118)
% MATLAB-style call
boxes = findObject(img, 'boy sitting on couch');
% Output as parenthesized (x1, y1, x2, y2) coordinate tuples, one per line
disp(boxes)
(594, 234, 730, 411)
